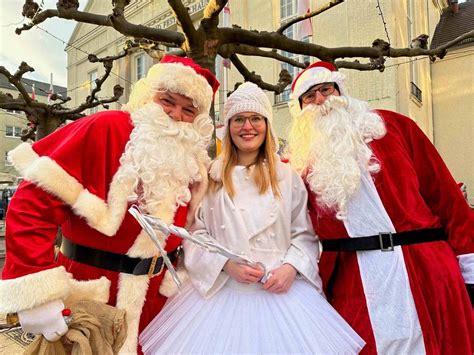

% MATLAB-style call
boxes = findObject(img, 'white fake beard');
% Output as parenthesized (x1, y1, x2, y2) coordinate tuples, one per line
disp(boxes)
(117, 102, 213, 216)
(301, 95, 386, 220)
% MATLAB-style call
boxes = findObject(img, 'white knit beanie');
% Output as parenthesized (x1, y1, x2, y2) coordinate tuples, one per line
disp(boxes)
(223, 82, 278, 148)
(224, 82, 273, 123)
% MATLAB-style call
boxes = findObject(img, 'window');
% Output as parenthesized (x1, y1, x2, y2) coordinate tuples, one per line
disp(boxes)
(136, 54, 146, 81)
(5, 126, 22, 138)
(275, 0, 311, 104)
(280, 0, 296, 19)
(89, 70, 99, 114)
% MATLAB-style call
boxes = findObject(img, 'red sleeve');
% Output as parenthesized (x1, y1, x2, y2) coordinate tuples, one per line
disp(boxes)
(2, 181, 69, 280)
(388, 111, 474, 255)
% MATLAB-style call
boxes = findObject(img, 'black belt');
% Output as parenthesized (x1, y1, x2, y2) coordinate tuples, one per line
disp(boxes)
(321, 228, 446, 252)
(60, 237, 181, 278)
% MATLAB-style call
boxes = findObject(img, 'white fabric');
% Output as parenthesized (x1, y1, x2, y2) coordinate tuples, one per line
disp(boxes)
(140, 279, 365, 354)
(186, 161, 322, 298)
(18, 299, 68, 342)
(139, 160, 365, 353)
(458, 253, 474, 283)
(343, 171, 425, 354)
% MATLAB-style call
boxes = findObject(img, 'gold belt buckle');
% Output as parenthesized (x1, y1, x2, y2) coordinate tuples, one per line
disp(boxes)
(147, 253, 164, 279)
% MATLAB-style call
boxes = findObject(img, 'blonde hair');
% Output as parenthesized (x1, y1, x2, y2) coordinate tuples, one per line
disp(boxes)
(210, 121, 281, 199)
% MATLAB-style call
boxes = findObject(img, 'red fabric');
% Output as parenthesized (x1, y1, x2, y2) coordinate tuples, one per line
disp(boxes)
(2, 110, 189, 353)
(307, 110, 474, 354)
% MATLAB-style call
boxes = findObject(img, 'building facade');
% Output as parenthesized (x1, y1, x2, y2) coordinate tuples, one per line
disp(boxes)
(66, 0, 473, 203)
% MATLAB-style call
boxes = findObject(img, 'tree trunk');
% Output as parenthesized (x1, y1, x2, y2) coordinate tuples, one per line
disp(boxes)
(36, 114, 61, 140)
(191, 54, 218, 158)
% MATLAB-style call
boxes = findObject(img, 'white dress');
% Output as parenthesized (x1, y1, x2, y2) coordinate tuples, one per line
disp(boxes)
(140, 161, 365, 354)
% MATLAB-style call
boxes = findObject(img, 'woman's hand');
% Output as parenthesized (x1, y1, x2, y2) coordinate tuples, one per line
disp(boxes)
(262, 263, 297, 293)
(223, 260, 265, 284)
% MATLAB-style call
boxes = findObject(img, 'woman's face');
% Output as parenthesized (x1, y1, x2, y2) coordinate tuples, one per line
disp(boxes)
(229, 112, 267, 156)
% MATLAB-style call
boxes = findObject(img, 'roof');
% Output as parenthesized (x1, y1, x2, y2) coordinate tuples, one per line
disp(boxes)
(0, 74, 67, 98)
(431, 2, 474, 49)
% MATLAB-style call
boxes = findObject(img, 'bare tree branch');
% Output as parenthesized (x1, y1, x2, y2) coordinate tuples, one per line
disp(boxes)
(230, 54, 292, 94)
(277, 0, 344, 35)
(168, 0, 198, 46)
(202, 0, 227, 28)
(0, 63, 38, 106)
(16, 8, 109, 35)
(16, 1, 186, 47)
(219, 44, 307, 68)
(335, 60, 377, 71)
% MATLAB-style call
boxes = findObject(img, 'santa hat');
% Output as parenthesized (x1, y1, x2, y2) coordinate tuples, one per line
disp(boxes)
(223, 82, 278, 148)
(288, 61, 346, 116)
(126, 55, 219, 114)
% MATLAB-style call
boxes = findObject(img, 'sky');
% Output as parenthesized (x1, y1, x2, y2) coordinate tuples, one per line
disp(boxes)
(0, 0, 86, 88)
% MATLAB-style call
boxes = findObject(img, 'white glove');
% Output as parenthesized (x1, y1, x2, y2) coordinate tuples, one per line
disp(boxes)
(18, 299, 68, 342)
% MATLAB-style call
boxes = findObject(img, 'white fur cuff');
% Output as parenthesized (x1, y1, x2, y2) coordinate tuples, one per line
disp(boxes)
(0, 266, 72, 313)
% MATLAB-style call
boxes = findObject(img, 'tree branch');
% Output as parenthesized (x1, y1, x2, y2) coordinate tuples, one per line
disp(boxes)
(219, 44, 307, 68)
(277, 0, 344, 35)
(202, 0, 227, 28)
(168, 0, 198, 46)
(16, 1, 185, 47)
(16, 7, 109, 35)
(335, 60, 377, 71)
(0, 63, 39, 106)
(230, 54, 292, 94)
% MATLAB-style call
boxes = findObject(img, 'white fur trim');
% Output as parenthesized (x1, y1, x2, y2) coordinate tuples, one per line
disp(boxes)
(116, 273, 150, 355)
(65, 277, 111, 306)
(186, 164, 209, 228)
(8, 143, 134, 237)
(0, 266, 71, 313)
(159, 268, 189, 297)
(146, 62, 214, 113)
(289, 67, 346, 116)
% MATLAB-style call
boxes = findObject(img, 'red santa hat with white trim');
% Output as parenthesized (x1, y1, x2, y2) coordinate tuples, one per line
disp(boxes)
(125, 55, 220, 114)
(288, 61, 346, 116)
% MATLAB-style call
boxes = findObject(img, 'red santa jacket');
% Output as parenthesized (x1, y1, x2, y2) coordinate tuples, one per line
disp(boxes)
(307, 110, 474, 354)
(0, 111, 193, 354)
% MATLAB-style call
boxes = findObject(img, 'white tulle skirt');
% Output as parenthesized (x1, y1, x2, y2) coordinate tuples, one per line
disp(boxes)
(140, 279, 365, 354)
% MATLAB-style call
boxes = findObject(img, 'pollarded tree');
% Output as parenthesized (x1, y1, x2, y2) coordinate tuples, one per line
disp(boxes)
(0, 47, 138, 140)
(5, 0, 474, 143)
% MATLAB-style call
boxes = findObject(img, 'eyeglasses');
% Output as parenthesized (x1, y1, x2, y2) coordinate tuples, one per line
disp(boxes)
(300, 83, 336, 104)
(230, 115, 266, 128)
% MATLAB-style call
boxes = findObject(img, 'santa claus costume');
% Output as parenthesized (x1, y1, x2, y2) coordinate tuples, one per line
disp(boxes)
(0, 55, 219, 354)
(288, 62, 474, 355)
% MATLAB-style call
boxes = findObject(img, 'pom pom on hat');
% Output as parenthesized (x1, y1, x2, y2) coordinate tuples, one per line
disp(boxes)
(288, 61, 346, 116)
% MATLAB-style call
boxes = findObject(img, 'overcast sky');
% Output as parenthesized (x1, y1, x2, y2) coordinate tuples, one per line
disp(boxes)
(0, 0, 86, 88)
